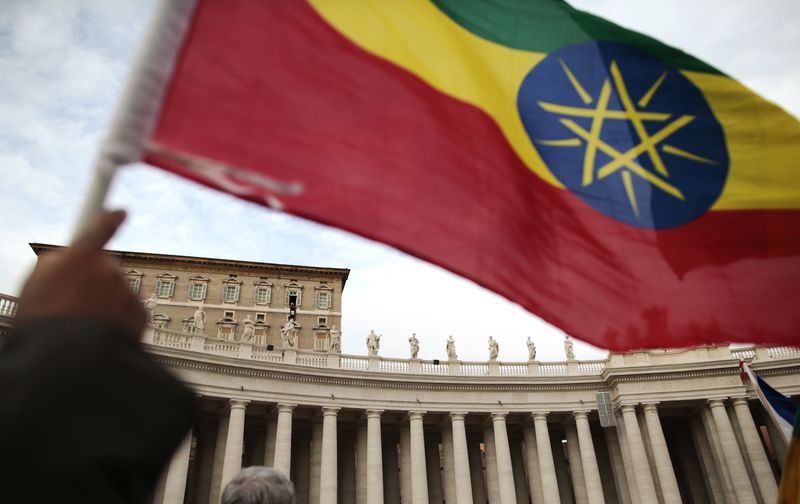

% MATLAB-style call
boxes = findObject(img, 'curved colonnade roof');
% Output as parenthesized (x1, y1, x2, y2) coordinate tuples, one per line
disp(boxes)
(145, 327, 800, 417)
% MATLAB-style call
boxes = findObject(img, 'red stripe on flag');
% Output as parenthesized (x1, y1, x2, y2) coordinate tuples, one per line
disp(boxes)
(145, 0, 800, 350)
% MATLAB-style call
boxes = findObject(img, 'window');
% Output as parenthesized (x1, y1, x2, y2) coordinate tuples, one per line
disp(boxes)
(217, 325, 235, 340)
(255, 286, 271, 305)
(155, 274, 176, 298)
(316, 291, 332, 309)
(182, 318, 195, 334)
(152, 314, 169, 329)
(284, 283, 302, 306)
(317, 317, 328, 326)
(314, 332, 329, 351)
(253, 325, 268, 344)
(223, 284, 240, 303)
(217, 311, 237, 340)
(255, 313, 267, 323)
(188, 276, 209, 301)
(125, 271, 142, 294)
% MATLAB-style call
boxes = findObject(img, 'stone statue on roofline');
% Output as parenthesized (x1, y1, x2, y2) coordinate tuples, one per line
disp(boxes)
(241, 315, 254, 342)
(446, 335, 458, 360)
(366, 329, 381, 357)
(193, 304, 206, 333)
(280, 319, 298, 348)
(488, 336, 499, 361)
(143, 294, 158, 325)
(527, 336, 536, 361)
(564, 335, 575, 360)
(329, 325, 341, 354)
(408, 333, 419, 359)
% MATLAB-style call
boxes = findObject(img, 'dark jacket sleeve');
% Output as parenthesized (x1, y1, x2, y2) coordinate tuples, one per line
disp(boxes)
(0, 318, 197, 504)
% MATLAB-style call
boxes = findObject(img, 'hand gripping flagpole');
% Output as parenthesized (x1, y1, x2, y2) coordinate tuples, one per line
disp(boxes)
(72, 0, 198, 239)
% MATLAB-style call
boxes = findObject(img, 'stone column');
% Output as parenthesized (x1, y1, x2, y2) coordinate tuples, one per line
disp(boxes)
(383, 434, 401, 504)
(320, 407, 340, 504)
(620, 405, 658, 503)
(701, 407, 736, 503)
(491, 412, 517, 504)
(708, 399, 758, 504)
(440, 424, 458, 504)
(340, 433, 356, 504)
(573, 411, 605, 504)
(356, 423, 368, 504)
(191, 424, 218, 504)
(367, 410, 385, 504)
(425, 435, 443, 504)
(614, 412, 640, 504)
(310, 421, 323, 504)
(162, 430, 193, 504)
(533, 413, 561, 504)
(673, 425, 711, 504)
(640, 403, 680, 504)
(603, 427, 632, 504)
(510, 436, 530, 504)
(399, 425, 412, 504)
(551, 435, 574, 504)
(565, 422, 588, 504)
(468, 436, 488, 504)
(731, 397, 778, 503)
(450, 412, 474, 504)
(483, 425, 501, 504)
(209, 412, 229, 504)
(409, 411, 429, 504)
(264, 417, 277, 466)
(523, 425, 545, 504)
(220, 400, 249, 489)
(273, 403, 296, 476)
(295, 437, 311, 504)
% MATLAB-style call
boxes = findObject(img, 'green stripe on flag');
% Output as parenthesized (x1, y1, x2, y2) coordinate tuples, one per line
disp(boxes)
(431, 0, 722, 74)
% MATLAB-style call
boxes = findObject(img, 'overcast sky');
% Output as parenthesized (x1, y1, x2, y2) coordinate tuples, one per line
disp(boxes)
(0, 1, 797, 362)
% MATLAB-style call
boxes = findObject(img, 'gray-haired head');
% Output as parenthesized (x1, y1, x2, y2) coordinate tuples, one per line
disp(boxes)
(220, 466, 295, 504)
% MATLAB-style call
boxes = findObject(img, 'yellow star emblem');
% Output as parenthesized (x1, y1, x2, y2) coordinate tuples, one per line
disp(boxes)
(536, 59, 718, 219)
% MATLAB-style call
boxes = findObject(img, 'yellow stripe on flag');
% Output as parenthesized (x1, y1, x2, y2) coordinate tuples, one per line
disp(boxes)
(685, 71, 800, 210)
(310, 0, 800, 210)
(309, 0, 554, 185)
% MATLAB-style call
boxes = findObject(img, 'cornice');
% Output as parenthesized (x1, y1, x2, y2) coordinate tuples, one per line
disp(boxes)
(29, 243, 350, 286)
(152, 355, 608, 392)
(605, 366, 739, 386)
(146, 342, 800, 396)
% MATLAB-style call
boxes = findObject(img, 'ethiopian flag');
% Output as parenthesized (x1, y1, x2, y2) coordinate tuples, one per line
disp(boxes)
(140, 0, 800, 351)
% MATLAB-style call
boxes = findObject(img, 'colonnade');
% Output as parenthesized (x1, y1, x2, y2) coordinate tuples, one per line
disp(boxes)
(155, 396, 779, 504)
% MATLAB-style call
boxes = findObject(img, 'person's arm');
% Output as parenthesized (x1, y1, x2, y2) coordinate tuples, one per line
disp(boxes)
(0, 211, 197, 504)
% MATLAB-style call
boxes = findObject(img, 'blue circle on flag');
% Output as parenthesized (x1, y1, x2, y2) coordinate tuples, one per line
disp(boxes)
(517, 42, 729, 229)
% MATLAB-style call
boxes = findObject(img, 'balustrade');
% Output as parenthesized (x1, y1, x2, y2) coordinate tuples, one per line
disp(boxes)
(730, 347, 756, 360)
(767, 346, 799, 358)
(341, 355, 369, 370)
(379, 358, 410, 373)
(204, 339, 241, 357)
(499, 363, 528, 376)
(460, 362, 489, 375)
(538, 362, 569, 375)
(577, 360, 606, 374)
(252, 346, 283, 362)
(0, 294, 18, 318)
(130, 327, 800, 378)
(420, 361, 449, 375)
(296, 352, 328, 368)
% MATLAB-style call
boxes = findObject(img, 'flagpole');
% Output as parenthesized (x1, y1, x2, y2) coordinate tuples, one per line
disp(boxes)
(72, 0, 198, 239)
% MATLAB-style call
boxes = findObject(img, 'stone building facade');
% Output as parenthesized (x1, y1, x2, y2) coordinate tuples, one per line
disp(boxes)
(144, 326, 799, 504)
(30, 244, 349, 352)
(17, 247, 800, 504)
